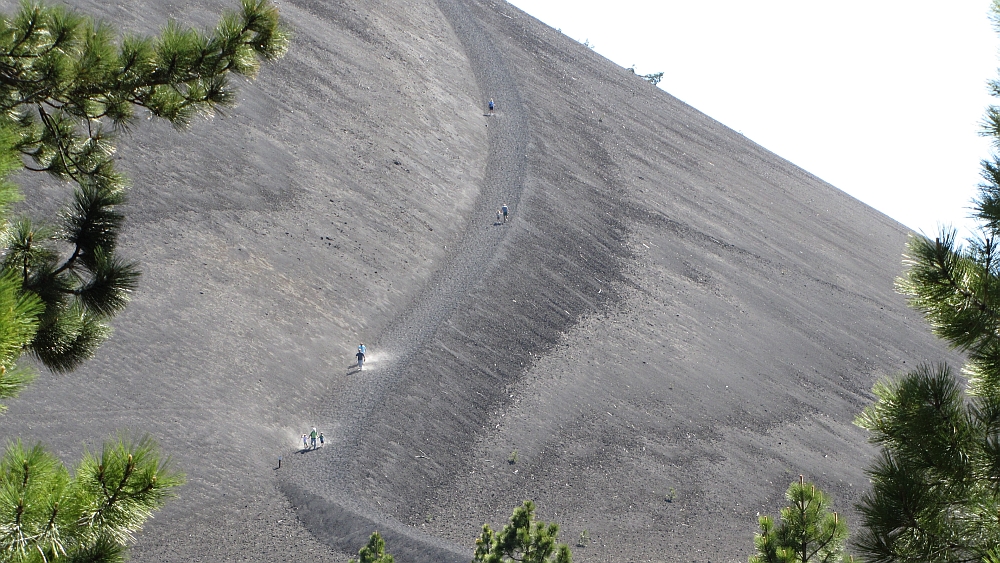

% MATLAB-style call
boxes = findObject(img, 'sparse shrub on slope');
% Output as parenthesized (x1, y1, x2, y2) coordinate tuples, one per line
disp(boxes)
(0, 0, 288, 559)
(625, 65, 663, 86)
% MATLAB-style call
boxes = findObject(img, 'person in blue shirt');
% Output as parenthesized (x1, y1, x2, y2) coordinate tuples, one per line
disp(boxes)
(488, 98, 494, 115)
(501, 203, 509, 223)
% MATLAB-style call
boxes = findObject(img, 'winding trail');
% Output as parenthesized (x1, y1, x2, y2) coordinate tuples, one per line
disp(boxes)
(280, 0, 530, 558)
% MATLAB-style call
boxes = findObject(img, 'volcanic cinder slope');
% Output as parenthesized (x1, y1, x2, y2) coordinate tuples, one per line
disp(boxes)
(3, 0, 961, 561)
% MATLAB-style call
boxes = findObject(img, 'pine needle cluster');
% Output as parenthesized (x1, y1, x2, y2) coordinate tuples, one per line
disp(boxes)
(0, 433, 184, 563)
(351, 502, 572, 563)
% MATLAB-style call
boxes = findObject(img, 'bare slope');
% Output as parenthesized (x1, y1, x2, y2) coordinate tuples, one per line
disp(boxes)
(1, 0, 960, 561)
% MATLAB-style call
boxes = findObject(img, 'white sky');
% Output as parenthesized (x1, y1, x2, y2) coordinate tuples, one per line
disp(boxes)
(506, 0, 1000, 241)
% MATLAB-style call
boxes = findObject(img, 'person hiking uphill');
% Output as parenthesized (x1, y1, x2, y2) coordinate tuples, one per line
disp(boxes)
(488, 98, 494, 115)
(502, 203, 509, 223)
(356, 348, 366, 371)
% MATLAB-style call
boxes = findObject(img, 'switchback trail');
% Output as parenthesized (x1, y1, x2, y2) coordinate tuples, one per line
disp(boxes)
(280, 0, 529, 559)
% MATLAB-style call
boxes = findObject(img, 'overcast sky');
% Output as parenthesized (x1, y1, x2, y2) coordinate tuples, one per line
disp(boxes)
(506, 1, 1000, 241)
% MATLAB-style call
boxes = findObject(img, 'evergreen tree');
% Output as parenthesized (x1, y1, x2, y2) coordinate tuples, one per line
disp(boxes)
(849, 4, 1000, 561)
(0, 0, 288, 559)
(473, 500, 572, 563)
(0, 434, 183, 563)
(349, 531, 394, 563)
(749, 476, 850, 563)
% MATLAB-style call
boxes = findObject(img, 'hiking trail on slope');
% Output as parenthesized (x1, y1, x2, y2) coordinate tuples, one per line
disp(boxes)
(279, 0, 529, 559)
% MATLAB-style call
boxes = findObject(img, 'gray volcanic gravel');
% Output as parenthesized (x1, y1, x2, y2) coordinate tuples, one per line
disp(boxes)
(1, 0, 962, 561)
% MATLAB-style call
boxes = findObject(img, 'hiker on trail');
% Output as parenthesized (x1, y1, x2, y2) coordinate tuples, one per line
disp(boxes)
(356, 348, 366, 371)
(319, 432, 325, 446)
(359, 343, 366, 356)
(301, 434, 308, 449)
(488, 98, 494, 115)
(496, 209, 501, 224)
(502, 204, 509, 223)
(309, 427, 318, 449)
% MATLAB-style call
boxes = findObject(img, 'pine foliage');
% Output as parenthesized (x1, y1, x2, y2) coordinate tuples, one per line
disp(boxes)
(0, 434, 183, 563)
(473, 500, 572, 563)
(349, 531, 394, 563)
(750, 476, 850, 563)
(355, 505, 573, 563)
(853, 363, 1000, 562)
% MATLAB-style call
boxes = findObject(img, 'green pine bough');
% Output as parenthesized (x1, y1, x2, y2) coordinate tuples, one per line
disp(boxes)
(850, 1, 1000, 552)
(852, 363, 1000, 562)
(0, 0, 288, 559)
(0, 434, 184, 562)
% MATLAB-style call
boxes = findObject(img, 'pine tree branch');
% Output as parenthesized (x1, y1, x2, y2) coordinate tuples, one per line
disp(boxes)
(935, 238, 992, 315)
